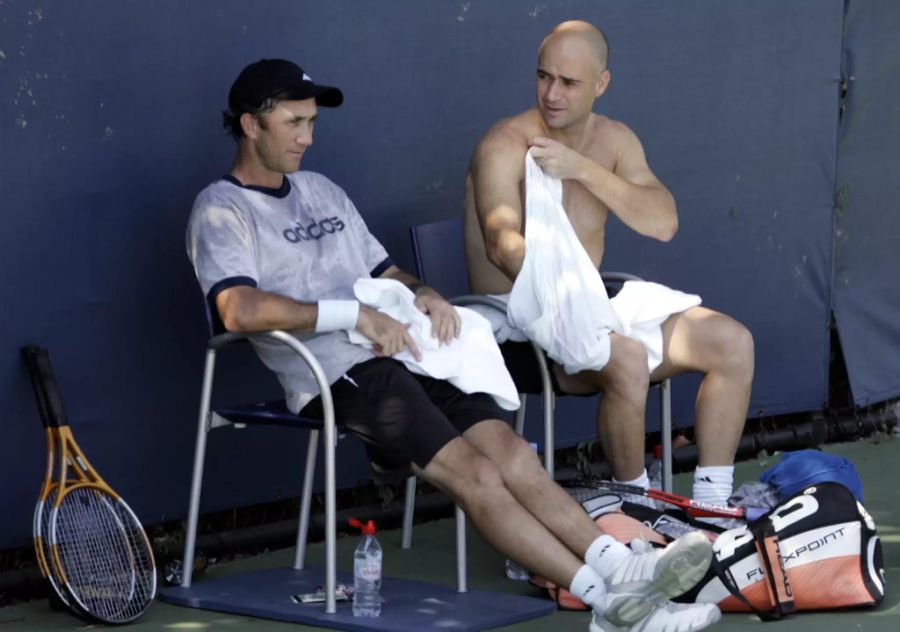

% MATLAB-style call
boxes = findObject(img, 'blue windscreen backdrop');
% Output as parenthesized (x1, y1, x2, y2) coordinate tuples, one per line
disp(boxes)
(1, 0, 895, 549)
(834, 0, 900, 406)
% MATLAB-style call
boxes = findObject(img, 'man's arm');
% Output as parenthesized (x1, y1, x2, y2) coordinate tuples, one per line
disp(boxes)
(215, 285, 422, 360)
(216, 285, 317, 332)
(530, 126, 677, 241)
(379, 265, 461, 344)
(470, 131, 528, 281)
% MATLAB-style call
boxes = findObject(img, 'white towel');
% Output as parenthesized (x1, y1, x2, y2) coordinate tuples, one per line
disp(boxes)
(505, 150, 701, 374)
(348, 278, 521, 410)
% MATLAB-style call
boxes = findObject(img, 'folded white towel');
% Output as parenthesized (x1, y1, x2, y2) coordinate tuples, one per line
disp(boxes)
(348, 278, 521, 410)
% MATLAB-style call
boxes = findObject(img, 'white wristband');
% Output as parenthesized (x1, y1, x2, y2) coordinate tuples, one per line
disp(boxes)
(315, 300, 360, 333)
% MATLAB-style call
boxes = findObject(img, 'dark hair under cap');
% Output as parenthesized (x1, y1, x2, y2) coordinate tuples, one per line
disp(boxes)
(223, 59, 343, 139)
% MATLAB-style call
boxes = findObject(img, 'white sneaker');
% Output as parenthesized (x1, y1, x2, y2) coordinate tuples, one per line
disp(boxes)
(591, 601, 721, 632)
(600, 531, 713, 626)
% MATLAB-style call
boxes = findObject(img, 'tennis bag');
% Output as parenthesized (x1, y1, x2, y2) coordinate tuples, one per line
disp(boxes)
(683, 481, 885, 617)
(531, 483, 885, 617)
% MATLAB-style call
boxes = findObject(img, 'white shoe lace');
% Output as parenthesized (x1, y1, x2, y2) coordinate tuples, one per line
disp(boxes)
(608, 538, 659, 586)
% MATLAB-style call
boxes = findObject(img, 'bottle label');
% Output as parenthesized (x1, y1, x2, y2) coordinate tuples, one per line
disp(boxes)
(355, 557, 382, 579)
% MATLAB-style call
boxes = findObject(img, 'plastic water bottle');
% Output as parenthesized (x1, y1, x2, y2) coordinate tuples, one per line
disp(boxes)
(349, 518, 382, 617)
(505, 558, 531, 581)
(648, 445, 663, 491)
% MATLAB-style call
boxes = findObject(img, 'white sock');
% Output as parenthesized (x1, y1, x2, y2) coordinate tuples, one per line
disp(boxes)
(569, 564, 607, 611)
(585, 534, 631, 581)
(614, 469, 650, 489)
(693, 465, 734, 507)
(614, 470, 661, 509)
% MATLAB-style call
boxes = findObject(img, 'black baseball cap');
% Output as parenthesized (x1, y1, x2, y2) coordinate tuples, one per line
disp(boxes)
(228, 59, 343, 113)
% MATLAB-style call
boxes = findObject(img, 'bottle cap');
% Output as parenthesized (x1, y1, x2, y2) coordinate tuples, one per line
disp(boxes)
(653, 444, 663, 459)
(349, 517, 377, 535)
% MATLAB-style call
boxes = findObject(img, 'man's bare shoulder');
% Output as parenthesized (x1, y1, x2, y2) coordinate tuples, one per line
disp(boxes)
(589, 114, 640, 150)
(472, 110, 541, 169)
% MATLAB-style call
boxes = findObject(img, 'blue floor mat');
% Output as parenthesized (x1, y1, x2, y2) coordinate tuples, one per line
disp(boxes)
(159, 566, 557, 631)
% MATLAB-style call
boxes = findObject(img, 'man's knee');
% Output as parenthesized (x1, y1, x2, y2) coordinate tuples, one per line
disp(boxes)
(449, 453, 508, 514)
(599, 336, 650, 395)
(501, 432, 544, 479)
(424, 439, 506, 496)
(709, 317, 754, 377)
(469, 454, 507, 489)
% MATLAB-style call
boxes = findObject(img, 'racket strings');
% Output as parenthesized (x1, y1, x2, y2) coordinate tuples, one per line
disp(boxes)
(564, 481, 647, 505)
(36, 488, 73, 605)
(52, 488, 154, 622)
(565, 484, 608, 505)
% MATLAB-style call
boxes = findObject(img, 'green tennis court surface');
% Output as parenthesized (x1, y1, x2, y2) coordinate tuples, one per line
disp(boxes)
(2, 438, 897, 631)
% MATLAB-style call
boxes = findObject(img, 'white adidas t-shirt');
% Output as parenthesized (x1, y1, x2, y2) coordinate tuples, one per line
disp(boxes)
(186, 171, 391, 412)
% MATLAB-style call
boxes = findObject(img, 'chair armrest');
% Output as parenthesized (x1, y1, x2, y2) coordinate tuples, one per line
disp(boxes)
(601, 271, 645, 284)
(449, 294, 509, 314)
(206, 329, 336, 435)
(450, 294, 554, 439)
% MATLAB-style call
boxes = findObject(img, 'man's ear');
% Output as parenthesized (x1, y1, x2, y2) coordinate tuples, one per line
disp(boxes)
(240, 112, 259, 139)
(595, 69, 611, 98)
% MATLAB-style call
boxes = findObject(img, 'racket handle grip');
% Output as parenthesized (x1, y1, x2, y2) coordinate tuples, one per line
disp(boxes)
(745, 506, 770, 522)
(21, 345, 67, 428)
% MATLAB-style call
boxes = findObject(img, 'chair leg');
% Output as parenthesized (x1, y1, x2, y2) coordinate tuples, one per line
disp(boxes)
(320, 396, 338, 614)
(514, 394, 527, 436)
(530, 342, 556, 477)
(455, 505, 467, 593)
(545, 391, 555, 477)
(292, 429, 319, 570)
(660, 379, 673, 492)
(180, 349, 217, 588)
(401, 475, 416, 550)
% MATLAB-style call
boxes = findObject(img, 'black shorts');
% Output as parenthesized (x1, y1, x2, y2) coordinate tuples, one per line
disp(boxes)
(300, 358, 505, 470)
(499, 341, 595, 397)
(500, 341, 567, 395)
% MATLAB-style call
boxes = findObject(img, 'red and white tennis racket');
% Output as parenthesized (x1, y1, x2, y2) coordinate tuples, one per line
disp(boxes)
(563, 478, 768, 522)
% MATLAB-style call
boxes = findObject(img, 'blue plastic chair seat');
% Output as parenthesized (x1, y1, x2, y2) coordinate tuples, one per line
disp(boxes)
(215, 400, 336, 430)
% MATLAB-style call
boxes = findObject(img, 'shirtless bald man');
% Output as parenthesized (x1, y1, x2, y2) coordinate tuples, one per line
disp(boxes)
(465, 20, 754, 511)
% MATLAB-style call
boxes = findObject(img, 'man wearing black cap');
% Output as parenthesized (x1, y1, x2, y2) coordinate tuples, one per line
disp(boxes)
(186, 59, 719, 632)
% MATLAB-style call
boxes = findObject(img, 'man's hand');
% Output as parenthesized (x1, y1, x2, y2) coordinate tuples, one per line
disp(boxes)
(413, 286, 461, 345)
(356, 306, 422, 361)
(529, 136, 590, 180)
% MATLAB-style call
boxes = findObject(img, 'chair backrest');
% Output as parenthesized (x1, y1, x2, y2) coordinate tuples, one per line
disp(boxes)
(409, 218, 470, 297)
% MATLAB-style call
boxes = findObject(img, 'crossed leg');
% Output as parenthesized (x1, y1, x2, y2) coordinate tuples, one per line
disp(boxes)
(413, 419, 594, 588)
(413, 417, 720, 632)
(553, 306, 754, 480)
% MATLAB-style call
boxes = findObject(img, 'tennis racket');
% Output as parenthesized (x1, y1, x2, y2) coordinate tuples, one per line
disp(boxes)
(22, 347, 71, 610)
(22, 345, 157, 623)
(563, 478, 768, 522)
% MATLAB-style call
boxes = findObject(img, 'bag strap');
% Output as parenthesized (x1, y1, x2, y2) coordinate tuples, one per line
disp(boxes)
(749, 518, 796, 618)
(710, 517, 796, 621)
(711, 556, 780, 621)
